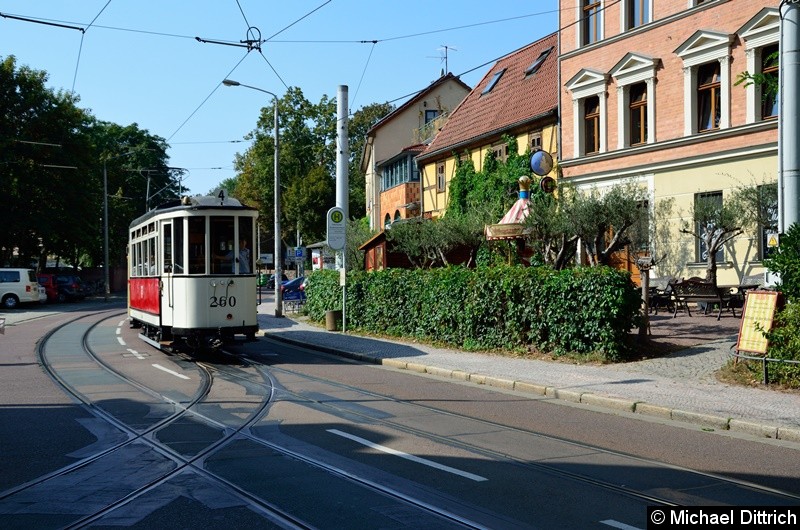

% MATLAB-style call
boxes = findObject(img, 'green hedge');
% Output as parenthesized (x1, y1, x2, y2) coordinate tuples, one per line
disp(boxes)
(304, 265, 642, 361)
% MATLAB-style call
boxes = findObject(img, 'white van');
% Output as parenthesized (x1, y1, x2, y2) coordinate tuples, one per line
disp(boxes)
(0, 268, 41, 309)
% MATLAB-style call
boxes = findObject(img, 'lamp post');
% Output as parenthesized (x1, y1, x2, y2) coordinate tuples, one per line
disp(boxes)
(222, 79, 283, 317)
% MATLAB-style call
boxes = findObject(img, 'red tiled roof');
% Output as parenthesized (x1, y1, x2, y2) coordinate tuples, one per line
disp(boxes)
(418, 32, 558, 161)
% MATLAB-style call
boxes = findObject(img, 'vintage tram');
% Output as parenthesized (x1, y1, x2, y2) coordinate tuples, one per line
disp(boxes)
(128, 191, 259, 351)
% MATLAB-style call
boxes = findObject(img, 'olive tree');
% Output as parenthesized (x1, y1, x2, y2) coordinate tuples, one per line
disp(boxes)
(680, 181, 777, 285)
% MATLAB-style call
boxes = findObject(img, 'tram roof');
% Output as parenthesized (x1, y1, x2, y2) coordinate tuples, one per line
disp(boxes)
(129, 195, 258, 228)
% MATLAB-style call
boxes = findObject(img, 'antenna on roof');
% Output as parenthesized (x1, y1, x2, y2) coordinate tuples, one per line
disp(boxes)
(427, 45, 458, 76)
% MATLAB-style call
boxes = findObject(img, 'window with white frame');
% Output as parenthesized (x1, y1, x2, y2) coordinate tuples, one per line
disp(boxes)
(695, 191, 724, 263)
(491, 143, 509, 163)
(566, 68, 608, 157)
(738, 8, 779, 124)
(623, 0, 651, 31)
(629, 83, 648, 145)
(758, 183, 779, 261)
(675, 30, 733, 136)
(584, 96, 601, 154)
(581, 0, 602, 46)
(436, 161, 446, 192)
(611, 53, 657, 148)
(697, 62, 721, 132)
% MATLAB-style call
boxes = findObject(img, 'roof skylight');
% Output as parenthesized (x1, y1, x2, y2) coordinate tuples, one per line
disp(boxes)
(481, 68, 506, 95)
(525, 47, 553, 77)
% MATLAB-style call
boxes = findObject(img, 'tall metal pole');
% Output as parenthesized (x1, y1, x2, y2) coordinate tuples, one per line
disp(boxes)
(273, 95, 283, 317)
(780, 0, 800, 232)
(222, 79, 283, 316)
(336, 85, 349, 331)
(103, 162, 109, 302)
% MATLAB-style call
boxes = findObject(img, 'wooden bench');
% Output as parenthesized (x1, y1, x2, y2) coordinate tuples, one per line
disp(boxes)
(671, 278, 736, 320)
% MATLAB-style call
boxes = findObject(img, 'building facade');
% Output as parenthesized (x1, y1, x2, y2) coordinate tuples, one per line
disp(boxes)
(417, 33, 560, 220)
(361, 73, 470, 231)
(559, 0, 779, 285)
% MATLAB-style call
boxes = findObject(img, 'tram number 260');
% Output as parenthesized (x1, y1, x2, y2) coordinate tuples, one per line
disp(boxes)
(209, 296, 237, 307)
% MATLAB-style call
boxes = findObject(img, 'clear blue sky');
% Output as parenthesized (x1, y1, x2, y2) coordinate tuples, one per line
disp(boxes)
(1, 1, 559, 196)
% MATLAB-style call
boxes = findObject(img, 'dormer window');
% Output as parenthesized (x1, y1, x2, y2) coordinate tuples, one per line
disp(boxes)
(482, 69, 506, 95)
(525, 47, 553, 77)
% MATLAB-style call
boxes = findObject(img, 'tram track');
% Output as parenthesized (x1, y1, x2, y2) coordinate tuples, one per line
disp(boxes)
(4, 310, 491, 529)
(239, 337, 800, 508)
(0, 310, 310, 529)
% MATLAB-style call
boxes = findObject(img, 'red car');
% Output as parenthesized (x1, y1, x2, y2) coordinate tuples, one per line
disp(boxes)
(38, 273, 88, 302)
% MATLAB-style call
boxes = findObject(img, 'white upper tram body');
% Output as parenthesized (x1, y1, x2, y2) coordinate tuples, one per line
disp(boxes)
(128, 191, 259, 351)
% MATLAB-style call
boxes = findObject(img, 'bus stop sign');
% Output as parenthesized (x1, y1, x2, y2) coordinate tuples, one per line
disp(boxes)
(327, 207, 346, 250)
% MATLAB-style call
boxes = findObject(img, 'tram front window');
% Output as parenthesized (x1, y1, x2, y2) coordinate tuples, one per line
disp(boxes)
(188, 217, 206, 274)
(211, 216, 235, 274)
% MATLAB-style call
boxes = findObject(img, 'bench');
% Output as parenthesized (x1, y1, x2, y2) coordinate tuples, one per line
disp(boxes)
(671, 278, 736, 320)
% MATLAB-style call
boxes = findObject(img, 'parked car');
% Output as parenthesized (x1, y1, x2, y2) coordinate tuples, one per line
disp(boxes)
(0, 268, 41, 309)
(281, 276, 306, 301)
(38, 273, 88, 302)
(37, 274, 59, 302)
(265, 273, 289, 290)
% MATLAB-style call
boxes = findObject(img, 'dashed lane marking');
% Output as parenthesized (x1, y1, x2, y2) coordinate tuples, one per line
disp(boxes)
(327, 429, 487, 482)
(152, 363, 190, 380)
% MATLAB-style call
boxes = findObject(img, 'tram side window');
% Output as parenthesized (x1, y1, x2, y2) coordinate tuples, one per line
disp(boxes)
(188, 217, 206, 275)
(211, 216, 235, 274)
(238, 217, 253, 274)
(131, 241, 138, 277)
(174, 219, 184, 274)
(136, 241, 143, 277)
(148, 237, 157, 275)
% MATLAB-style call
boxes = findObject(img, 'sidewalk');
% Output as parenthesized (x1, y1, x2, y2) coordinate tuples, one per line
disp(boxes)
(255, 298, 800, 444)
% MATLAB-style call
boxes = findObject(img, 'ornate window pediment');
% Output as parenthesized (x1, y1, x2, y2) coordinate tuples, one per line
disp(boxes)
(565, 68, 608, 100)
(738, 8, 779, 47)
(674, 30, 733, 67)
(610, 53, 658, 86)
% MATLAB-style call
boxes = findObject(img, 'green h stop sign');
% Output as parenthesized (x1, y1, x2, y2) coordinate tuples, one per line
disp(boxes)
(327, 207, 346, 250)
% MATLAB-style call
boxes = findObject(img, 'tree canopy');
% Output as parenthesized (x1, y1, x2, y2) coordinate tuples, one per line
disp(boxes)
(232, 88, 392, 248)
(1, 55, 174, 271)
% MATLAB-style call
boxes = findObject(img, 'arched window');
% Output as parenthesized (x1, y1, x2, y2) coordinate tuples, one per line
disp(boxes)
(384, 213, 391, 228)
(394, 210, 401, 222)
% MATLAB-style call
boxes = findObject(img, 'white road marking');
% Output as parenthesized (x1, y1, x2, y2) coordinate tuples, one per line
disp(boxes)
(118, 320, 126, 327)
(127, 348, 145, 360)
(152, 364, 190, 380)
(600, 520, 642, 530)
(327, 429, 488, 482)
(115, 328, 121, 335)
(117, 337, 126, 346)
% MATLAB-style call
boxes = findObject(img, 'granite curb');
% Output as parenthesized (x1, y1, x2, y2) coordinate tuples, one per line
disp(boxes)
(260, 329, 800, 443)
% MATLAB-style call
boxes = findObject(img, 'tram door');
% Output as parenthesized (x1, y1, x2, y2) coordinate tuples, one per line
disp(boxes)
(161, 219, 176, 327)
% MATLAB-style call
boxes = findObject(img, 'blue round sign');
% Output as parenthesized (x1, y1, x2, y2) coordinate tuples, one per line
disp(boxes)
(530, 150, 553, 176)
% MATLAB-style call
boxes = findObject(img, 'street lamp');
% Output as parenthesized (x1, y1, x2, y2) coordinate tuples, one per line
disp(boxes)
(222, 78, 283, 317)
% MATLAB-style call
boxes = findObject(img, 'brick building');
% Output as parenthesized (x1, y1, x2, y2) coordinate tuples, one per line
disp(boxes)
(559, 0, 779, 285)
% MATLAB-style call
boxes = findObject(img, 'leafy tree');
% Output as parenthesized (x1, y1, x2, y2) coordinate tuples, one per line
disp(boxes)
(764, 221, 800, 303)
(680, 181, 776, 285)
(570, 181, 650, 267)
(1, 56, 93, 268)
(345, 217, 374, 272)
